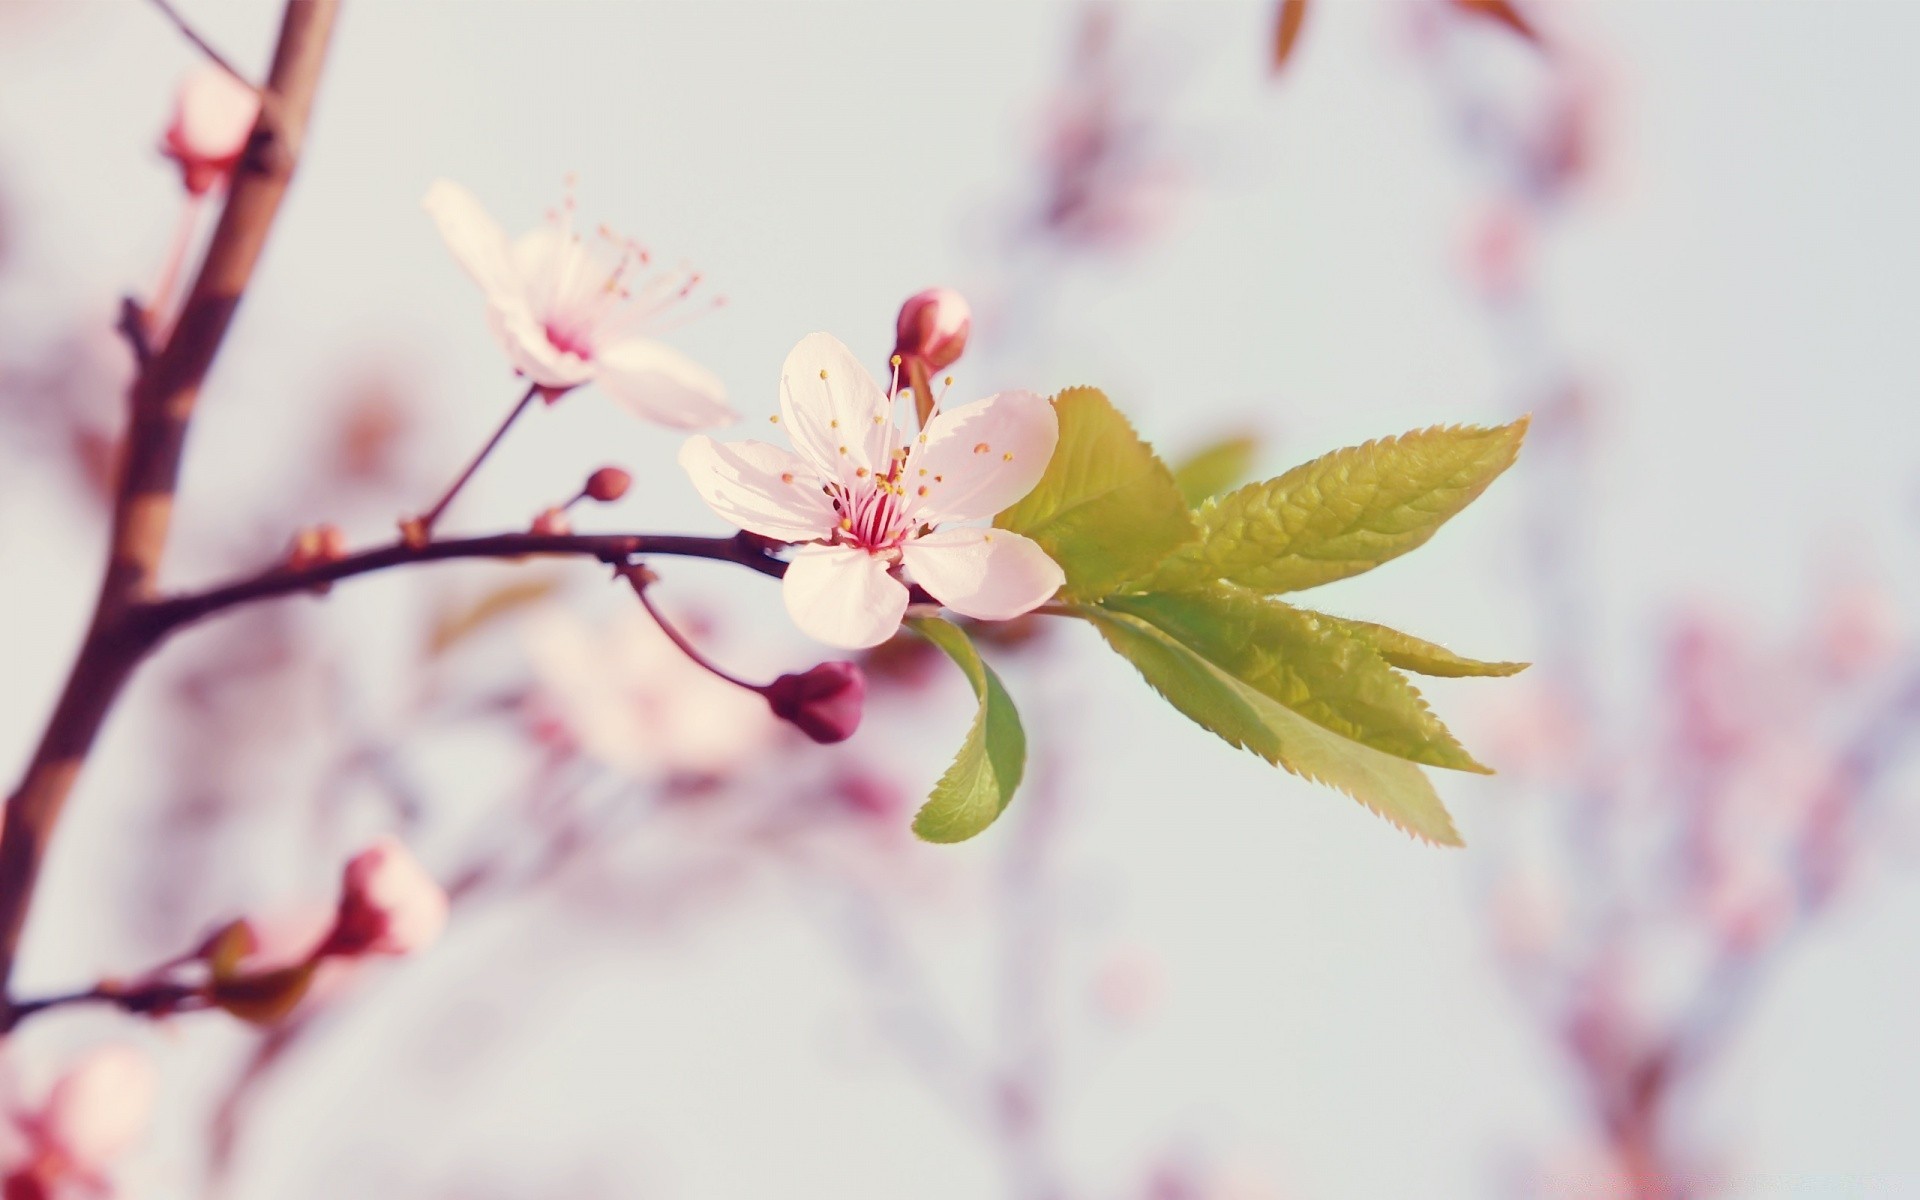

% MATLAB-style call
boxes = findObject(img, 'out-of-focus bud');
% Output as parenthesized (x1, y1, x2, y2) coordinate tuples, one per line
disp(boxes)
(43, 1046, 157, 1167)
(287, 523, 348, 572)
(830, 770, 903, 820)
(890, 287, 971, 386)
(530, 507, 572, 536)
(584, 466, 631, 503)
(162, 67, 261, 196)
(761, 661, 865, 744)
(321, 837, 449, 958)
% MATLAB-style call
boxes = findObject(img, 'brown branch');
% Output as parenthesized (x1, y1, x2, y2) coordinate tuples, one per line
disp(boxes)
(0, 0, 341, 1019)
(139, 530, 789, 640)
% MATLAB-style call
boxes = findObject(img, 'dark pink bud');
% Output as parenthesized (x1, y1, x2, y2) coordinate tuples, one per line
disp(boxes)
(585, 466, 631, 503)
(891, 287, 971, 382)
(762, 661, 865, 744)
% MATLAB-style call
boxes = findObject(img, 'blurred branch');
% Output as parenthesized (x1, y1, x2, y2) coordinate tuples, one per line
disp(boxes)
(0, 0, 341, 1022)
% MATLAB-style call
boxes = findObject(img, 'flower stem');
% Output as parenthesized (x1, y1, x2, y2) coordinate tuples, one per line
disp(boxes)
(410, 383, 540, 542)
(622, 568, 763, 693)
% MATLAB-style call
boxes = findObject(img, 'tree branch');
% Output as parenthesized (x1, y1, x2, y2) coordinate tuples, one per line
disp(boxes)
(137, 530, 790, 640)
(0, 0, 341, 1018)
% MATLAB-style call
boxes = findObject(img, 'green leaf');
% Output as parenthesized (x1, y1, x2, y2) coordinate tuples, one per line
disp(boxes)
(908, 617, 1027, 843)
(1171, 432, 1261, 508)
(1148, 419, 1528, 594)
(1318, 615, 1529, 678)
(995, 387, 1197, 601)
(1105, 586, 1490, 774)
(1076, 606, 1460, 845)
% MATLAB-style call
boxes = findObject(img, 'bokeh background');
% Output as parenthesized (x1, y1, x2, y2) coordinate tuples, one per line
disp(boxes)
(2, 2, 1919, 1197)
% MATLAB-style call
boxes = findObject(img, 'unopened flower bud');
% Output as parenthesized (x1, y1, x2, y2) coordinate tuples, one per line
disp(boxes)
(584, 466, 631, 503)
(162, 68, 260, 197)
(891, 287, 971, 383)
(321, 837, 449, 958)
(43, 1046, 156, 1167)
(287, 524, 348, 573)
(761, 661, 866, 744)
(530, 507, 572, 536)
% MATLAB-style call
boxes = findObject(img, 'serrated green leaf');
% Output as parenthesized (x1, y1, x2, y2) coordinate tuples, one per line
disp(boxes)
(908, 617, 1027, 843)
(995, 387, 1197, 601)
(1105, 586, 1490, 774)
(1149, 419, 1527, 594)
(1318, 615, 1529, 678)
(1075, 606, 1460, 845)
(1172, 432, 1261, 508)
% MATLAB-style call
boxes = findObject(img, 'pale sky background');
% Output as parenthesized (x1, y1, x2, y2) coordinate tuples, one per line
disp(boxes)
(2, 2, 1920, 1198)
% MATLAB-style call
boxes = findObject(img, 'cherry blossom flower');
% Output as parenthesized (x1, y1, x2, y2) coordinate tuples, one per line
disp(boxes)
(422, 180, 733, 428)
(322, 837, 448, 958)
(680, 333, 1065, 648)
(1, 1046, 156, 1200)
(525, 606, 781, 780)
(162, 67, 259, 196)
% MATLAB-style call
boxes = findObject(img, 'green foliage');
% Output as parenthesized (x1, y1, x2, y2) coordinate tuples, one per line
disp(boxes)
(1317, 615, 1529, 678)
(908, 618, 1028, 843)
(1148, 419, 1528, 594)
(995, 387, 1198, 601)
(1171, 432, 1261, 508)
(1105, 587, 1489, 774)
(1077, 607, 1461, 845)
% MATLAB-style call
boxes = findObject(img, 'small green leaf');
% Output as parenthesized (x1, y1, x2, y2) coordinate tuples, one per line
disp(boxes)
(1172, 432, 1261, 508)
(1318, 615, 1529, 678)
(908, 617, 1027, 843)
(996, 387, 1197, 601)
(1105, 586, 1490, 774)
(1076, 606, 1460, 845)
(1149, 418, 1527, 594)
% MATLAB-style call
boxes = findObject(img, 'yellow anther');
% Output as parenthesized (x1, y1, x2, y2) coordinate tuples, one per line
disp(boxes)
(891, 354, 903, 366)
(781, 472, 794, 483)
(1002, 452, 1014, 462)
(830, 419, 839, 429)
(917, 485, 929, 497)
(819, 369, 829, 379)
(838, 445, 848, 455)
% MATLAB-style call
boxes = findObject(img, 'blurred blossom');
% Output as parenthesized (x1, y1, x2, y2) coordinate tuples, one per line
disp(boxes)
(162, 67, 259, 196)
(1, 1045, 155, 1200)
(680, 333, 1064, 648)
(524, 604, 780, 781)
(422, 179, 732, 427)
(322, 837, 449, 958)
(1092, 945, 1166, 1025)
(1815, 580, 1904, 681)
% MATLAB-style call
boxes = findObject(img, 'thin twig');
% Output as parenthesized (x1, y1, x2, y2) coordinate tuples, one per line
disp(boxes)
(146, 0, 262, 93)
(406, 383, 541, 543)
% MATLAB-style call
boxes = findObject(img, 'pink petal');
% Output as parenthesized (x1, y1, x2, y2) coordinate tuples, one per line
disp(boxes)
(422, 180, 525, 309)
(169, 67, 259, 162)
(44, 1046, 156, 1166)
(485, 303, 591, 389)
(900, 527, 1064, 621)
(778, 333, 896, 484)
(596, 338, 735, 428)
(679, 436, 836, 542)
(906, 390, 1057, 524)
(783, 544, 910, 649)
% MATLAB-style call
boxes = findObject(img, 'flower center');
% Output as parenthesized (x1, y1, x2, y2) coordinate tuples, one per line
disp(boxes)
(832, 471, 912, 554)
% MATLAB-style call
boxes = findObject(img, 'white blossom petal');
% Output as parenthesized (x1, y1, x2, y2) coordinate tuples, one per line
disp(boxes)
(596, 338, 735, 428)
(906, 390, 1057, 524)
(778, 333, 895, 484)
(783, 544, 910, 649)
(901, 527, 1064, 622)
(485, 303, 590, 389)
(423, 180, 526, 310)
(679, 436, 836, 542)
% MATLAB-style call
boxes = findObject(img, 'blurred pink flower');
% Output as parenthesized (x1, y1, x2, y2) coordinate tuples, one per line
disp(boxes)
(422, 179, 733, 428)
(162, 67, 259, 196)
(323, 837, 449, 958)
(680, 333, 1064, 648)
(525, 606, 781, 780)
(1092, 945, 1166, 1025)
(39, 1047, 155, 1170)
(1815, 581, 1903, 680)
